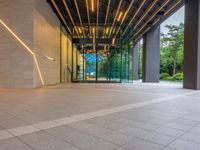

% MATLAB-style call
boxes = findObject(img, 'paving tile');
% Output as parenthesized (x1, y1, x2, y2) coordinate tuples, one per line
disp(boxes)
(122, 137, 163, 150)
(19, 131, 75, 150)
(190, 124, 200, 134)
(68, 121, 113, 136)
(101, 115, 160, 131)
(173, 118, 199, 126)
(45, 125, 118, 150)
(169, 139, 200, 150)
(0, 130, 13, 140)
(162, 147, 177, 150)
(32, 120, 61, 130)
(180, 132, 200, 144)
(8, 125, 39, 136)
(141, 132, 176, 145)
(0, 112, 28, 129)
(86, 118, 126, 130)
(154, 127, 185, 138)
(164, 122, 193, 131)
(97, 131, 134, 145)
(118, 126, 150, 138)
(113, 147, 129, 150)
(0, 137, 32, 150)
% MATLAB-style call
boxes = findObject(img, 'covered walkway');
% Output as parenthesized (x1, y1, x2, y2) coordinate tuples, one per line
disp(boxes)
(0, 83, 200, 149)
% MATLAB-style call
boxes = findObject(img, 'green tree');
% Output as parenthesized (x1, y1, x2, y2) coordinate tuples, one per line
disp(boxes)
(160, 23, 184, 76)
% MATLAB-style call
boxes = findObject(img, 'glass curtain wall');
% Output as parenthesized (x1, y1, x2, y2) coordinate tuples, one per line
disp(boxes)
(71, 43, 133, 83)
(121, 45, 133, 83)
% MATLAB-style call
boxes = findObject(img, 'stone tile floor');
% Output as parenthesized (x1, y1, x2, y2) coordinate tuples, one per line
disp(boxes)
(0, 82, 200, 149)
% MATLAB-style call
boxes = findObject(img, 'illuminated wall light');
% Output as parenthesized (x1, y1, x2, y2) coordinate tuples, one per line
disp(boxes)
(44, 56, 55, 61)
(78, 27, 82, 34)
(106, 27, 109, 34)
(92, 27, 95, 34)
(117, 12, 123, 21)
(112, 38, 115, 45)
(91, 0, 94, 11)
(0, 19, 44, 86)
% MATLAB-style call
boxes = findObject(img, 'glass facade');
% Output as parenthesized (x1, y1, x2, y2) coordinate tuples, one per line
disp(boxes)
(71, 42, 133, 83)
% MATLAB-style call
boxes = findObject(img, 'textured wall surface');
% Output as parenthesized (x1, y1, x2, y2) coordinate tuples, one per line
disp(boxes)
(0, 0, 67, 88)
(33, 0, 61, 87)
(60, 26, 72, 83)
(0, 0, 34, 88)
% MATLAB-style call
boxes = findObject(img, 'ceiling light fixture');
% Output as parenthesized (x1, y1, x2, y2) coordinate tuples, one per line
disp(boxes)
(91, 0, 94, 11)
(117, 12, 123, 21)
(44, 56, 55, 61)
(112, 38, 115, 45)
(106, 27, 109, 34)
(78, 27, 82, 34)
(92, 27, 95, 34)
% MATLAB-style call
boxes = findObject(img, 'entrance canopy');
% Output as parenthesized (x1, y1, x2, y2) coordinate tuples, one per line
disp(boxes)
(48, 0, 183, 44)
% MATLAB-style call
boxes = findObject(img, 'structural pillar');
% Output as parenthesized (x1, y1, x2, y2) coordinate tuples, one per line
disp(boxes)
(142, 26, 160, 82)
(133, 42, 139, 80)
(184, 0, 200, 90)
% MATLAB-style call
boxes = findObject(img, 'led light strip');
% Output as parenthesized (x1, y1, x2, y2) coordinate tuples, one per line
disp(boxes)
(0, 19, 44, 86)
(62, 0, 80, 37)
(134, 0, 158, 29)
(74, 0, 86, 37)
(104, 0, 111, 38)
(125, 0, 169, 43)
(122, 0, 158, 42)
(134, 0, 182, 42)
(108, 0, 123, 38)
(114, 0, 135, 38)
(164, 0, 181, 15)
(121, 0, 146, 37)
(96, 0, 99, 37)
(86, 0, 91, 37)
(51, 0, 72, 35)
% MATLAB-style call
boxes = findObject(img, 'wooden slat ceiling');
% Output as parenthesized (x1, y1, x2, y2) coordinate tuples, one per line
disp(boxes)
(47, 0, 183, 43)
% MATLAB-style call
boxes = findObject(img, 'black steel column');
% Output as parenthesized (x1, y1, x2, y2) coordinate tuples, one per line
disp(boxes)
(184, 0, 200, 90)
(143, 25, 160, 83)
(71, 43, 74, 82)
(120, 44, 123, 83)
(96, 44, 98, 82)
(76, 48, 78, 81)
(133, 42, 139, 80)
(82, 45, 85, 83)
(128, 45, 130, 81)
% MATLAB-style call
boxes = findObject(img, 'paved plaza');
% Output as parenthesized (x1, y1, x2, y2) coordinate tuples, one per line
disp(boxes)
(0, 82, 200, 150)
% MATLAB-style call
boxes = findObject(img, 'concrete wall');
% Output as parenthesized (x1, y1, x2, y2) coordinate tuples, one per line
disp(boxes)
(0, 0, 34, 88)
(0, 0, 68, 88)
(33, 0, 61, 87)
(61, 26, 72, 83)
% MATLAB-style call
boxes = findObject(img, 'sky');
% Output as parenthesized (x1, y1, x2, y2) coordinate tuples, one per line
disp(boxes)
(161, 6, 184, 33)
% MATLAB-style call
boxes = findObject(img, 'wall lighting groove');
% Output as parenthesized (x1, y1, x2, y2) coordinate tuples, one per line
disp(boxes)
(0, 19, 44, 86)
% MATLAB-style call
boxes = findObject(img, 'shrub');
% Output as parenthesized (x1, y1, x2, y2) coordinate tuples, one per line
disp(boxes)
(160, 72, 183, 81)
(173, 73, 183, 81)
(160, 73, 170, 80)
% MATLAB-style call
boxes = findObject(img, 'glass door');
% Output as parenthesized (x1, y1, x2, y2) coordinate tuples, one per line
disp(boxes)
(84, 44, 96, 82)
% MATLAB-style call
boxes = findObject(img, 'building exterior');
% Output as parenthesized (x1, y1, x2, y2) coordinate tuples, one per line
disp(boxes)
(0, 0, 199, 89)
